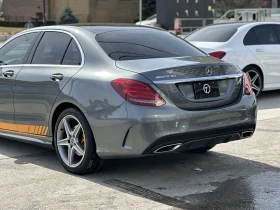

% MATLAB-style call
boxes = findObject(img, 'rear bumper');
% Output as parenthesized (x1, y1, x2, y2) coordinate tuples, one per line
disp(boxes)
(96, 93, 257, 159)
(142, 123, 255, 155)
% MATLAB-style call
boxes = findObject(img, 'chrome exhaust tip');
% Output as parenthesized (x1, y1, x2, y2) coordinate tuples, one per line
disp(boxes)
(241, 131, 253, 138)
(154, 143, 182, 154)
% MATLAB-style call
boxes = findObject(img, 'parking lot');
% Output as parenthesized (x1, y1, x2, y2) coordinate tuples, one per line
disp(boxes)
(0, 90, 278, 210)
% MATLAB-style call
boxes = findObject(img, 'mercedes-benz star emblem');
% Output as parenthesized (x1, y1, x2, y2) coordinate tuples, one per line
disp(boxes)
(203, 84, 211, 94)
(205, 66, 213, 76)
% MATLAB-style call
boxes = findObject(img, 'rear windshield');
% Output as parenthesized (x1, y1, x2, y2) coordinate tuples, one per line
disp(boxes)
(186, 24, 245, 42)
(96, 29, 205, 61)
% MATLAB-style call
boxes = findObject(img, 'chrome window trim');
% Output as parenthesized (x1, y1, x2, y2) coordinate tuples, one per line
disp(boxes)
(0, 64, 24, 68)
(23, 64, 82, 68)
(153, 73, 243, 84)
(0, 29, 85, 67)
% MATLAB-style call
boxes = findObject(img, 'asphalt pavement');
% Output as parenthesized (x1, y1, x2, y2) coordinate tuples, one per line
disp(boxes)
(1, 90, 280, 210)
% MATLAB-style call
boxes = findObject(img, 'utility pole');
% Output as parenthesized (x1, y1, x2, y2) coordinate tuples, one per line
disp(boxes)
(139, 0, 142, 25)
(42, 0, 46, 25)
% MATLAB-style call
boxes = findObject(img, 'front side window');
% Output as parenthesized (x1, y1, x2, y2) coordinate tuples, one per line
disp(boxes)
(0, 32, 38, 66)
(253, 25, 279, 45)
(32, 32, 72, 64)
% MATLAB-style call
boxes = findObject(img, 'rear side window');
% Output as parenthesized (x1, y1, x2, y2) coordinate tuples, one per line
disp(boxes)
(32, 32, 72, 64)
(244, 29, 258, 45)
(253, 25, 279, 45)
(273, 25, 280, 41)
(96, 29, 205, 61)
(62, 40, 82, 65)
(186, 23, 245, 42)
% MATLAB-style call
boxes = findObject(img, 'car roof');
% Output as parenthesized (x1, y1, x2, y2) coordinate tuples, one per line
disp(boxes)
(212, 22, 247, 27)
(208, 22, 280, 29)
(239, 21, 280, 29)
(23, 25, 165, 35)
(81, 26, 160, 34)
(199, 22, 246, 29)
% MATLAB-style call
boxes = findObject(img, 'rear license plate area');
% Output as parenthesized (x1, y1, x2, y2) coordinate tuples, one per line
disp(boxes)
(193, 80, 220, 99)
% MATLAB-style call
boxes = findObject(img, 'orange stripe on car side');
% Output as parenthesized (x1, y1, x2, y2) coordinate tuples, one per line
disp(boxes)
(34, 126, 39, 135)
(44, 127, 48, 136)
(17, 124, 30, 133)
(28, 125, 36, 134)
(0, 122, 18, 131)
(0, 128, 47, 138)
(41, 127, 46, 135)
(38, 126, 43, 135)
(0, 122, 48, 137)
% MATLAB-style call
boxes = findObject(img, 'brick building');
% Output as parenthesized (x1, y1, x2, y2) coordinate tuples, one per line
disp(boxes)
(3, 0, 139, 23)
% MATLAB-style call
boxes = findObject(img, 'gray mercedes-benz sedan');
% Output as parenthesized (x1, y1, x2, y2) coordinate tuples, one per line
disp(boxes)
(0, 25, 257, 174)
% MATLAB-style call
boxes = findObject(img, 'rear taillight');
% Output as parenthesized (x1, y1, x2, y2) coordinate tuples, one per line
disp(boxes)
(209, 51, 226, 59)
(243, 73, 253, 95)
(111, 79, 166, 107)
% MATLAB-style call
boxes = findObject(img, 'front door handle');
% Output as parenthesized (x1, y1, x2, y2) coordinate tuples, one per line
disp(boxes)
(51, 73, 64, 81)
(3, 70, 14, 78)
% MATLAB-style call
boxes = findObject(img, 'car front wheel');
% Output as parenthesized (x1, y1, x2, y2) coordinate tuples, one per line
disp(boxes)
(54, 108, 103, 175)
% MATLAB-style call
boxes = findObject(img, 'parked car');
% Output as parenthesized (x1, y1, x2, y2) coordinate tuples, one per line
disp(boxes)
(186, 22, 280, 96)
(0, 25, 257, 174)
(136, 14, 157, 26)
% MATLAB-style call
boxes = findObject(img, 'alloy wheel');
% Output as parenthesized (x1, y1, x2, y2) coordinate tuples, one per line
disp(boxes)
(56, 115, 86, 168)
(246, 70, 261, 96)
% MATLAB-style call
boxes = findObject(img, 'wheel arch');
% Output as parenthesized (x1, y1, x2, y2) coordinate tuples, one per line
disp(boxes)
(51, 102, 103, 174)
(50, 102, 85, 146)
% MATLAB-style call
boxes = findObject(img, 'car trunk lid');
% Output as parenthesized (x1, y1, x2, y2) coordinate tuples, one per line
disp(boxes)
(116, 56, 243, 110)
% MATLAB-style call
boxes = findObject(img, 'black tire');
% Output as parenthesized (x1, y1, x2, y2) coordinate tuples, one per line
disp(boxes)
(243, 66, 263, 97)
(188, 145, 215, 154)
(54, 108, 103, 175)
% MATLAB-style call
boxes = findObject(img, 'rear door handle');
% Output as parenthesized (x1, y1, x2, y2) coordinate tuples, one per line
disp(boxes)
(256, 48, 264, 52)
(3, 70, 14, 78)
(51, 73, 64, 81)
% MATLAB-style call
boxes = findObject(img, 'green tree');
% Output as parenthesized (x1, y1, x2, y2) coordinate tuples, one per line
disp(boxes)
(59, 7, 79, 24)
(142, 0, 156, 20)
